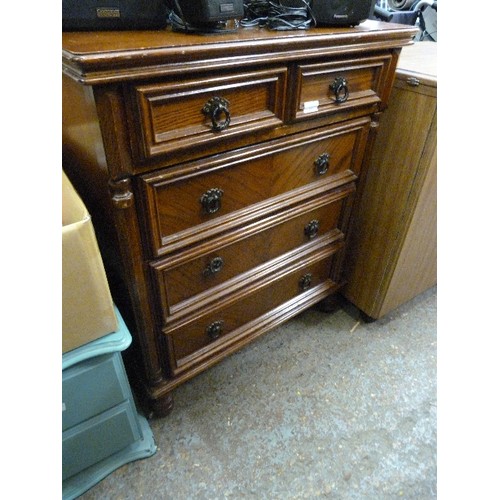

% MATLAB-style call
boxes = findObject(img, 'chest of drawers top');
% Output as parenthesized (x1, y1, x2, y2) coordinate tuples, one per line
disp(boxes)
(63, 21, 416, 84)
(63, 22, 417, 177)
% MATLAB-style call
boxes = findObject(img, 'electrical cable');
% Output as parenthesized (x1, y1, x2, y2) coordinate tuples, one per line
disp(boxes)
(241, 0, 315, 31)
(240, 0, 270, 27)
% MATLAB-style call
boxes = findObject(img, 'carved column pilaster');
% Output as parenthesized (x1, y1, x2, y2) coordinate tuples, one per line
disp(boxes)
(108, 176, 165, 388)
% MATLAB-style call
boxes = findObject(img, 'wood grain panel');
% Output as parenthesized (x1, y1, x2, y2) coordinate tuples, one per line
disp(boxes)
(153, 187, 352, 317)
(342, 42, 437, 319)
(291, 53, 393, 121)
(140, 120, 370, 256)
(130, 68, 287, 159)
(379, 135, 436, 316)
(168, 247, 339, 372)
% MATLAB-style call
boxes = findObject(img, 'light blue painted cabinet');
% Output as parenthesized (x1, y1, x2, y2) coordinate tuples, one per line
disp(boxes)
(62, 307, 156, 499)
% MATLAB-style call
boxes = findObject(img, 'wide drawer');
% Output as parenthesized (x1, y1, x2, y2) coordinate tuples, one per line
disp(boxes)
(129, 67, 287, 161)
(290, 53, 394, 122)
(152, 185, 353, 319)
(62, 353, 130, 431)
(166, 243, 340, 373)
(140, 120, 370, 256)
(62, 401, 141, 480)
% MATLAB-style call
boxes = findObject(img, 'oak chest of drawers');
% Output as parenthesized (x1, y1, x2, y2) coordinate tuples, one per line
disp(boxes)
(62, 21, 417, 417)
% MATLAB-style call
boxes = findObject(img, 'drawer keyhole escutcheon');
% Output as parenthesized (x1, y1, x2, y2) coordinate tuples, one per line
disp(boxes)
(299, 273, 313, 291)
(200, 188, 224, 214)
(206, 320, 224, 340)
(330, 77, 349, 104)
(304, 220, 320, 239)
(204, 256, 224, 276)
(202, 96, 231, 132)
(315, 153, 330, 176)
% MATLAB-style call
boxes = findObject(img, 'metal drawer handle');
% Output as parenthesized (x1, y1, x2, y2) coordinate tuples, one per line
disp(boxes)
(406, 76, 420, 87)
(203, 256, 224, 276)
(304, 220, 320, 240)
(299, 273, 313, 291)
(314, 153, 330, 176)
(206, 320, 224, 340)
(200, 188, 224, 214)
(330, 77, 349, 104)
(202, 96, 231, 132)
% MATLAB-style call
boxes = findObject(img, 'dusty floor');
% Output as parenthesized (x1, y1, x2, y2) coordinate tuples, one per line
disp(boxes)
(79, 287, 437, 499)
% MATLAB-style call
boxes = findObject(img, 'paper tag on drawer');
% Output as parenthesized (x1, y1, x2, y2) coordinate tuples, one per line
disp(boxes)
(303, 100, 319, 113)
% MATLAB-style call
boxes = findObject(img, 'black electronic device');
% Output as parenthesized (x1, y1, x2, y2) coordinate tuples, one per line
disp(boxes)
(310, 0, 376, 26)
(171, 0, 244, 25)
(62, 0, 169, 31)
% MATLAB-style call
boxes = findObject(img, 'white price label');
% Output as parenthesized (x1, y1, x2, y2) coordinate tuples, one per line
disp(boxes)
(303, 100, 319, 113)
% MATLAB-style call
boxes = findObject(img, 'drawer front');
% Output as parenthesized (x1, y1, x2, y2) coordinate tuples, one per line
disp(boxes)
(167, 246, 339, 372)
(62, 353, 130, 431)
(290, 54, 393, 122)
(153, 186, 353, 317)
(62, 401, 141, 480)
(140, 120, 370, 256)
(130, 68, 287, 160)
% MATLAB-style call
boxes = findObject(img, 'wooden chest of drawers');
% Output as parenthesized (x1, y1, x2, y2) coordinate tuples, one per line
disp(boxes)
(62, 22, 417, 417)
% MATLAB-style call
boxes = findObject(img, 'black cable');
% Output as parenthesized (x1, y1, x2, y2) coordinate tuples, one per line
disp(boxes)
(241, 0, 315, 31)
(240, 0, 269, 27)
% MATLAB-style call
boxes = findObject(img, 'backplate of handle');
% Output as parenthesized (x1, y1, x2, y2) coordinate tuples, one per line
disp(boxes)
(314, 153, 330, 176)
(203, 256, 224, 276)
(206, 320, 224, 340)
(202, 96, 231, 131)
(200, 188, 224, 214)
(330, 77, 349, 104)
(299, 273, 313, 291)
(304, 220, 320, 239)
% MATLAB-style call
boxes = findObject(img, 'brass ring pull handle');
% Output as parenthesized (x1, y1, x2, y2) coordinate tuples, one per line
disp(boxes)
(304, 220, 320, 240)
(203, 256, 224, 276)
(330, 77, 349, 104)
(314, 153, 330, 176)
(299, 273, 313, 291)
(206, 320, 224, 340)
(202, 96, 231, 132)
(200, 188, 224, 214)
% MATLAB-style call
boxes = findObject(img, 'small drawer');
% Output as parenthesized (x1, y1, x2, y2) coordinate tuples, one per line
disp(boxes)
(129, 67, 287, 160)
(62, 401, 141, 480)
(152, 185, 353, 317)
(62, 353, 130, 431)
(290, 54, 394, 122)
(140, 120, 370, 256)
(166, 245, 339, 372)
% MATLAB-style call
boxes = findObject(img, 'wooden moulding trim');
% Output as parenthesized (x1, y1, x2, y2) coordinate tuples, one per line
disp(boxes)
(163, 242, 341, 335)
(152, 173, 357, 257)
(140, 116, 371, 186)
(62, 26, 418, 85)
(164, 231, 345, 324)
(151, 187, 352, 271)
(158, 280, 340, 393)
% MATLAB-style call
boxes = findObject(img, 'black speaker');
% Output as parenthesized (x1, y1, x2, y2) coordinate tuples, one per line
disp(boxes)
(173, 0, 244, 25)
(311, 0, 377, 26)
(62, 0, 169, 31)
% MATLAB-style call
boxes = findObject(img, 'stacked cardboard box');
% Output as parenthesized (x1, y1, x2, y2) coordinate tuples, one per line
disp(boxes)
(62, 172, 118, 353)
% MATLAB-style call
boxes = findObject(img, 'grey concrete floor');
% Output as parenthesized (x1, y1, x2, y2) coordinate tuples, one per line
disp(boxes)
(79, 286, 437, 499)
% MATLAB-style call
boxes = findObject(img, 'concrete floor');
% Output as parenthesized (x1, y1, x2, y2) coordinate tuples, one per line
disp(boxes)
(79, 286, 437, 499)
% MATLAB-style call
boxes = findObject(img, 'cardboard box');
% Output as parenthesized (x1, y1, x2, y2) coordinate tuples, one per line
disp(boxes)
(62, 171, 118, 353)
